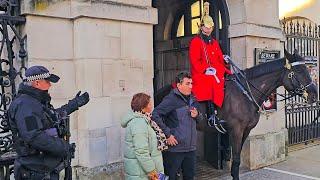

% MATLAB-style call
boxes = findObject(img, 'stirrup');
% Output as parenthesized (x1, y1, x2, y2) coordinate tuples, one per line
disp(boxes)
(208, 115, 227, 134)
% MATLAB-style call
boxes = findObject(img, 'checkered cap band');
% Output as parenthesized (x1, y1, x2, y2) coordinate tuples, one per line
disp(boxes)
(25, 73, 51, 82)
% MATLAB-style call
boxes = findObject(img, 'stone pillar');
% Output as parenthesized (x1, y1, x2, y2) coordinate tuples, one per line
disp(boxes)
(21, 0, 157, 178)
(226, 0, 287, 170)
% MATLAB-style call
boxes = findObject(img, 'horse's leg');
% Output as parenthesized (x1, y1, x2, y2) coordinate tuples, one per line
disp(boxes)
(241, 129, 251, 149)
(230, 128, 244, 180)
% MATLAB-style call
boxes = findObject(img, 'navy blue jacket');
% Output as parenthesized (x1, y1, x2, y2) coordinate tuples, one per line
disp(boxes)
(152, 89, 203, 152)
(8, 83, 78, 173)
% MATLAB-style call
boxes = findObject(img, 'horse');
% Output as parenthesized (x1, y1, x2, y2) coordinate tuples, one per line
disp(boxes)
(154, 50, 318, 180)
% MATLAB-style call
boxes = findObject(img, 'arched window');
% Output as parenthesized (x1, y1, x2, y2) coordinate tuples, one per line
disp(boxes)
(176, 0, 203, 37)
(175, 0, 223, 38)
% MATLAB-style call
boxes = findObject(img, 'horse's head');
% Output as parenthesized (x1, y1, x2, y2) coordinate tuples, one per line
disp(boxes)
(282, 49, 318, 104)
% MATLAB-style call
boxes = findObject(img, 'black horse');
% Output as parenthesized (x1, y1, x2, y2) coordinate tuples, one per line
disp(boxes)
(154, 50, 318, 180)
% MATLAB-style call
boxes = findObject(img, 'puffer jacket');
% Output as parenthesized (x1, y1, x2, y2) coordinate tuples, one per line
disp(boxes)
(121, 111, 164, 180)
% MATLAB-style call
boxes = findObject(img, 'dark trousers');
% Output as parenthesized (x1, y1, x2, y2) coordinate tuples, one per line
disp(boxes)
(163, 151, 196, 180)
(14, 161, 59, 180)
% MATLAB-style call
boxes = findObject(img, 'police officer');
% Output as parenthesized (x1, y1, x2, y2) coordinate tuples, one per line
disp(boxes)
(8, 65, 90, 180)
(189, 2, 231, 126)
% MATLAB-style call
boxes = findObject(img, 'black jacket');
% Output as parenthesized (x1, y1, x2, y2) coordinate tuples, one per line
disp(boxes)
(152, 89, 203, 152)
(8, 83, 78, 173)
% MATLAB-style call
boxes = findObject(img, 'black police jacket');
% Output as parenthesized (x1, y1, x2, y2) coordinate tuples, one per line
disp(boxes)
(8, 83, 78, 173)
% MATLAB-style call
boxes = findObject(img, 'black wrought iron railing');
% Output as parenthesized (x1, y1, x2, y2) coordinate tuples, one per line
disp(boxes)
(0, 1, 27, 179)
(282, 17, 320, 145)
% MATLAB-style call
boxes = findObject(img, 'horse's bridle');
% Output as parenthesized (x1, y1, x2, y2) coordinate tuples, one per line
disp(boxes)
(283, 59, 314, 100)
(224, 55, 314, 112)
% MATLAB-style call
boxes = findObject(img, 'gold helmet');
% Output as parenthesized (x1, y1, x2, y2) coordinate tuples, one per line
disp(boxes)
(200, 2, 214, 28)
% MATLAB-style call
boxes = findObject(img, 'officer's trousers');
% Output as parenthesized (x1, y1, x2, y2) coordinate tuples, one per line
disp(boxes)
(14, 161, 59, 180)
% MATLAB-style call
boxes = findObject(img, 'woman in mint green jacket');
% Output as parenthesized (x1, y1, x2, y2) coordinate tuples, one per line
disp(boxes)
(121, 93, 167, 180)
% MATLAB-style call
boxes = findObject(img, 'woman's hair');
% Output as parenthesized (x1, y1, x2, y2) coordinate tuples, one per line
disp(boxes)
(131, 93, 151, 112)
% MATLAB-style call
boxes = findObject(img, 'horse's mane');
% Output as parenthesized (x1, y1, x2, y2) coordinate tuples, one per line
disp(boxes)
(244, 58, 285, 79)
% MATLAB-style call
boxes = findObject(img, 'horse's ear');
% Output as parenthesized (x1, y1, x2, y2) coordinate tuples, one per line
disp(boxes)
(292, 49, 304, 61)
(284, 49, 294, 62)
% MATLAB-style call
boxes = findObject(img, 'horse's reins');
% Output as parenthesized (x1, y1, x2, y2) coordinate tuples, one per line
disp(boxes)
(225, 56, 262, 112)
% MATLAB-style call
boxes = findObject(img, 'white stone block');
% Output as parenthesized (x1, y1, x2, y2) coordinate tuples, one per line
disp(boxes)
(245, 0, 279, 27)
(143, 59, 154, 94)
(128, 66, 145, 94)
(106, 126, 122, 164)
(78, 135, 107, 168)
(74, 59, 103, 98)
(21, 0, 72, 18)
(227, 0, 279, 27)
(74, 18, 121, 59)
(71, 1, 157, 24)
(230, 37, 246, 69)
(229, 23, 283, 39)
(110, 96, 131, 126)
(121, 22, 153, 61)
(102, 60, 145, 97)
(227, 0, 246, 25)
(78, 97, 113, 130)
(241, 129, 286, 170)
(25, 16, 73, 60)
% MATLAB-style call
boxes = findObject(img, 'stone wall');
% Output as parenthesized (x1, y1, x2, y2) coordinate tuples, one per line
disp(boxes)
(20, 0, 157, 175)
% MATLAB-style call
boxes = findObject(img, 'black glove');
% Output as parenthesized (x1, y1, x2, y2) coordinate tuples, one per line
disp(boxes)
(74, 91, 90, 108)
(60, 91, 90, 115)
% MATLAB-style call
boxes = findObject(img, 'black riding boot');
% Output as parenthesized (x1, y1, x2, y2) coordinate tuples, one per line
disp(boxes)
(206, 102, 227, 134)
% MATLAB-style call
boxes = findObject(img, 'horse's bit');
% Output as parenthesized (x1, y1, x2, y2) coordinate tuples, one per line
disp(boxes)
(284, 59, 314, 101)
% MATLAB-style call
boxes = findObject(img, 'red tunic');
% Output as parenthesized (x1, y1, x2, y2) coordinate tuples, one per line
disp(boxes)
(189, 36, 231, 107)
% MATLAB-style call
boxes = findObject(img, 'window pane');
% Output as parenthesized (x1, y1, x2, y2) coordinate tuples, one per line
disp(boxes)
(192, 18, 200, 34)
(191, 1, 200, 17)
(176, 15, 184, 37)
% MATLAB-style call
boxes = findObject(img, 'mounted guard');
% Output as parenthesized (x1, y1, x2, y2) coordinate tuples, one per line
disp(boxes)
(189, 2, 232, 130)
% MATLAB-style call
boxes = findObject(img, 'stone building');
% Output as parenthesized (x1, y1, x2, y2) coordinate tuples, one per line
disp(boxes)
(2, 0, 318, 179)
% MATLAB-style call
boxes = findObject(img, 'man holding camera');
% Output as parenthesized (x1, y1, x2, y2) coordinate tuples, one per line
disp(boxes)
(8, 65, 90, 180)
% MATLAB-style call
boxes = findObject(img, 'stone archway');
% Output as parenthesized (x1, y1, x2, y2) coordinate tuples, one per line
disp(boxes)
(153, 0, 230, 169)
(153, 0, 230, 92)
